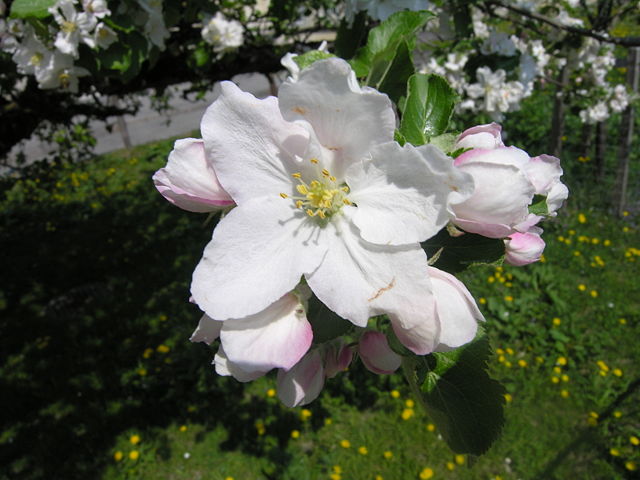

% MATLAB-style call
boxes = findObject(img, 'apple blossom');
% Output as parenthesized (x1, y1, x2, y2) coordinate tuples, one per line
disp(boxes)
(49, 0, 97, 57)
(450, 123, 567, 238)
(201, 12, 244, 56)
(190, 58, 474, 355)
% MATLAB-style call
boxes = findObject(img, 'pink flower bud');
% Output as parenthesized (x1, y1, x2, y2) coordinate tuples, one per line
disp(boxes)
(277, 350, 325, 407)
(359, 331, 402, 374)
(456, 122, 504, 150)
(505, 230, 545, 266)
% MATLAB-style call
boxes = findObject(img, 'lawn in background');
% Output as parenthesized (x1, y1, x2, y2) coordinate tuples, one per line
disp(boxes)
(1, 134, 638, 480)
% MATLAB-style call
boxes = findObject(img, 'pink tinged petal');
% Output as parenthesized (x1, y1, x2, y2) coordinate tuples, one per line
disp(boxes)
(191, 197, 327, 320)
(546, 182, 569, 216)
(306, 215, 439, 355)
(428, 267, 483, 351)
(452, 161, 535, 238)
(152, 138, 234, 212)
(189, 314, 222, 345)
(278, 58, 395, 178)
(324, 341, 353, 379)
(524, 154, 564, 195)
(220, 292, 313, 372)
(214, 346, 267, 382)
(505, 231, 546, 266)
(277, 350, 325, 407)
(358, 331, 402, 374)
(456, 122, 504, 150)
(347, 143, 474, 246)
(200, 81, 310, 205)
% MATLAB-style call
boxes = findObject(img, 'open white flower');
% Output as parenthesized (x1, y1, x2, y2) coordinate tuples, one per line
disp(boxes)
(190, 58, 473, 355)
(49, 0, 97, 57)
(201, 12, 244, 56)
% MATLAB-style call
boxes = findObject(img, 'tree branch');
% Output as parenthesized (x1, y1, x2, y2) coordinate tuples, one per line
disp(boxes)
(484, 0, 640, 46)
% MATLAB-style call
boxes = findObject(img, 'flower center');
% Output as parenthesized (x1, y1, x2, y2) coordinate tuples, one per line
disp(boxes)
(61, 21, 77, 34)
(30, 52, 43, 66)
(280, 158, 352, 220)
(59, 72, 71, 88)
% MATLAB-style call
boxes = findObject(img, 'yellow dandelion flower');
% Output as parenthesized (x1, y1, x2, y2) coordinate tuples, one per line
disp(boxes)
(329, 475, 341, 480)
(612, 368, 623, 377)
(266, 388, 276, 398)
(590, 290, 598, 298)
(113, 451, 123, 462)
(419, 467, 434, 479)
(405, 399, 415, 408)
(504, 295, 513, 302)
(560, 389, 570, 398)
(390, 390, 400, 398)
(556, 356, 567, 366)
(291, 430, 300, 439)
(479, 297, 487, 305)
(506, 348, 514, 355)
(340, 439, 351, 448)
(496, 348, 505, 355)
(578, 284, 587, 291)
(630, 436, 639, 446)
(225, 477, 234, 480)
(487, 276, 496, 283)
(142, 348, 153, 359)
(613, 410, 622, 418)
(604, 239, 611, 246)
(358, 446, 368, 455)
(553, 366, 562, 374)
(129, 434, 141, 445)
(383, 451, 393, 459)
(504, 394, 513, 403)
(619, 318, 627, 325)
(446, 461, 455, 471)
(536, 356, 544, 364)
(610, 448, 620, 456)
(578, 213, 587, 224)
(332, 465, 343, 474)
(623, 226, 630, 233)
(551, 376, 560, 384)
(375, 476, 384, 480)
(626, 461, 637, 471)
(156, 344, 170, 354)
(591, 238, 600, 245)
(518, 359, 527, 368)
(324, 418, 333, 426)
(504, 361, 512, 368)
(137, 368, 147, 376)
(552, 317, 561, 326)
(597, 360, 609, 372)
(455, 454, 465, 465)
(300, 409, 312, 421)
(129, 450, 140, 461)
(426, 423, 436, 432)
(179, 425, 188, 432)
(573, 250, 581, 256)
(401, 408, 415, 420)
(561, 374, 569, 382)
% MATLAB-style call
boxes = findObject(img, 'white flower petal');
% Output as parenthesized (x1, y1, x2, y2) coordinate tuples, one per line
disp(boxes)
(190, 314, 222, 345)
(214, 346, 266, 382)
(153, 138, 234, 212)
(220, 292, 313, 372)
(201, 81, 310, 205)
(456, 122, 504, 150)
(191, 196, 327, 320)
(429, 267, 482, 351)
(306, 215, 439, 354)
(348, 142, 474, 245)
(276, 350, 325, 407)
(278, 58, 395, 178)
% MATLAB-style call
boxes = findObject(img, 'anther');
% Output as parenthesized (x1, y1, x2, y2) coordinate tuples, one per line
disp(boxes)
(279, 193, 288, 199)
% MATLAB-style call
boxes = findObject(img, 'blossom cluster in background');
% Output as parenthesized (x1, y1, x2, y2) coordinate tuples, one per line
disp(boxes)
(153, 55, 568, 407)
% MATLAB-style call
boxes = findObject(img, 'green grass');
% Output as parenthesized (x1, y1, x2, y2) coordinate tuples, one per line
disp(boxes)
(1, 135, 639, 480)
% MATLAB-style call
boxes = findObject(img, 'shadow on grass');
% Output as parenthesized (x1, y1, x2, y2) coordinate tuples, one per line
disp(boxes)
(0, 149, 359, 480)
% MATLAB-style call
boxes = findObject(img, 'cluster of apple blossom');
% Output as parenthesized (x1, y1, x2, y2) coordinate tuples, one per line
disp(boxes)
(200, 12, 244, 57)
(414, 1, 630, 122)
(0, 0, 172, 92)
(153, 57, 567, 407)
(345, 0, 430, 22)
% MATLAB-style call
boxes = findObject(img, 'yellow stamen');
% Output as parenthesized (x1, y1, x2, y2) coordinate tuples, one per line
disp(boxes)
(310, 158, 318, 164)
(279, 193, 288, 199)
(292, 173, 301, 178)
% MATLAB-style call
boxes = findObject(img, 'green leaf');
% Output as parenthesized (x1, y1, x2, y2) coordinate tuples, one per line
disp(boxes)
(350, 10, 433, 79)
(306, 295, 353, 344)
(399, 73, 457, 146)
(528, 194, 548, 216)
(428, 133, 459, 155)
(101, 32, 148, 83)
(193, 46, 211, 68)
(420, 332, 506, 455)
(422, 227, 505, 273)
(293, 50, 335, 71)
(375, 39, 414, 104)
(10, 0, 56, 19)
(334, 12, 367, 59)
